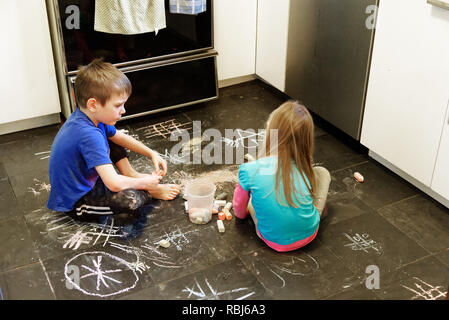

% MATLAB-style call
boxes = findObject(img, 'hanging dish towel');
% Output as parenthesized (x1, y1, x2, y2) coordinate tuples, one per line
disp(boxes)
(94, 0, 166, 35)
(169, 0, 207, 15)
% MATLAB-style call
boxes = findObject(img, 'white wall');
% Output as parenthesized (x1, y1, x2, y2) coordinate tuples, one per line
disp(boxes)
(0, 0, 60, 125)
(361, 0, 449, 186)
(213, 0, 257, 81)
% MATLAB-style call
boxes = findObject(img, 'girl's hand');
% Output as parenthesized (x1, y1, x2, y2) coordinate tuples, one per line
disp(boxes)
(151, 151, 168, 176)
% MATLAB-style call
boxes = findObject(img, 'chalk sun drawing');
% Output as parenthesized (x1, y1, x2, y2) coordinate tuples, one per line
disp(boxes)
(401, 277, 447, 300)
(343, 233, 382, 254)
(181, 277, 256, 300)
(64, 251, 139, 298)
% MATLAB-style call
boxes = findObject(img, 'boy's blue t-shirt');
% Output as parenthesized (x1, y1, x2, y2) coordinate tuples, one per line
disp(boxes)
(47, 108, 116, 212)
(238, 156, 320, 245)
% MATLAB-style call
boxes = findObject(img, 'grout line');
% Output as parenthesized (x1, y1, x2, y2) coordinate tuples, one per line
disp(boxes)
(40, 258, 56, 299)
(376, 194, 421, 212)
(329, 160, 370, 175)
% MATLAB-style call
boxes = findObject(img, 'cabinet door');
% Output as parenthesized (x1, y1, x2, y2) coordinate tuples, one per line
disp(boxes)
(1, 0, 60, 124)
(432, 100, 449, 199)
(255, 0, 290, 92)
(214, 0, 257, 81)
(361, 0, 449, 186)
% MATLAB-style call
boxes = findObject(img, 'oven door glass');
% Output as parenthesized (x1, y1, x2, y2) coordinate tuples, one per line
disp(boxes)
(57, 0, 213, 73)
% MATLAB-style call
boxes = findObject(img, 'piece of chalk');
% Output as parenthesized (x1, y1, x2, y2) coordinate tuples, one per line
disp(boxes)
(244, 153, 255, 162)
(354, 172, 364, 183)
(214, 200, 226, 207)
(158, 239, 171, 248)
(184, 202, 189, 212)
(223, 208, 232, 220)
(224, 202, 232, 210)
(218, 212, 226, 220)
(217, 220, 225, 233)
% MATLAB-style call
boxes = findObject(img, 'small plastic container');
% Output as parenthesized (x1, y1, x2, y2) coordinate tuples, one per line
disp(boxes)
(185, 179, 216, 224)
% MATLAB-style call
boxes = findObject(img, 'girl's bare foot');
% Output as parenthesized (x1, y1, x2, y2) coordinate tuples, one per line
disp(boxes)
(149, 184, 180, 200)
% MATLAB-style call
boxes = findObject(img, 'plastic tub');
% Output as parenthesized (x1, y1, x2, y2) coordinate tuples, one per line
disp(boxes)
(185, 179, 216, 224)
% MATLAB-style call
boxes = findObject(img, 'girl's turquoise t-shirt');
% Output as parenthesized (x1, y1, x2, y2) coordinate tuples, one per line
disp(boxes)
(238, 156, 320, 245)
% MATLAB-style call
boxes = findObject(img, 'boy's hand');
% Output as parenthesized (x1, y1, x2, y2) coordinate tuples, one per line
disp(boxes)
(142, 173, 162, 190)
(151, 151, 168, 176)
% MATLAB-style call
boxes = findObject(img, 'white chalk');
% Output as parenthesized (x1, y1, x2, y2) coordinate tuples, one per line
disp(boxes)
(217, 220, 225, 233)
(214, 200, 226, 207)
(158, 239, 171, 248)
(184, 201, 189, 212)
(224, 202, 232, 210)
(244, 153, 255, 162)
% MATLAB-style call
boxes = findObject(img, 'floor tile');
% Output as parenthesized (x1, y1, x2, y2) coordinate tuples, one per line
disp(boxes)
(8, 168, 51, 213)
(0, 216, 39, 272)
(157, 258, 271, 300)
(239, 239, 360, 300)
(378, 195, 449, 254)
(41, 242, 156, 300)
(0, 262, 55, 300)
(331, 162, 419, 210)
(129, 217, 237, 284)
(316, 211, 430, 277)
(375, 255, 449, 300)
(314, 134, 368, 172)
(0, 178, 21, 220)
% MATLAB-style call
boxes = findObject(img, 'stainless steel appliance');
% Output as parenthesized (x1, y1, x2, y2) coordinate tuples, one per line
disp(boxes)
(46, 0, 218, 120)
(285, 0, 378, 140)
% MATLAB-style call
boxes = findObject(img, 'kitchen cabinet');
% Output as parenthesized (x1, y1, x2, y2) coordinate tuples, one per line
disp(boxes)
(0, 0, 61, 135)
(361, 0, 449, 205)
(431, 100, 449, 200)
(214, 0, 257, 82)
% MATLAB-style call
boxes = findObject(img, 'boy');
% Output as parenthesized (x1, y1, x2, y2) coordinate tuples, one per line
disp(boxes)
(47, 59, 180, 216)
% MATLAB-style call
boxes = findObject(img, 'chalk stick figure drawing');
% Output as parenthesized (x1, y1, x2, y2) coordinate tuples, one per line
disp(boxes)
(28, 178, 51, 196)
(401, 277, 447, 300)
(64, 251, 139, 298)
(343, 232, 383, 254)
(220, 129, 265, 150)
(181, 277, 256, 300)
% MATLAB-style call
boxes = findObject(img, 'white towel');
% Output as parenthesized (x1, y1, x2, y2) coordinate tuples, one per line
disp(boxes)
(94, 0, 166, 35)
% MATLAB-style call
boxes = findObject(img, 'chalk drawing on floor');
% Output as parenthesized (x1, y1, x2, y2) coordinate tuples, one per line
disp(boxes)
(181, 277, 256, 300)
(64, 251, 139, 298)
(343, 232, 382, 254)
(401, 277, 447, 300)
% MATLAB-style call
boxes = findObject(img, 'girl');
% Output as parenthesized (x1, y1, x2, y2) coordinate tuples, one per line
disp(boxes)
(232, 101, 331, 252)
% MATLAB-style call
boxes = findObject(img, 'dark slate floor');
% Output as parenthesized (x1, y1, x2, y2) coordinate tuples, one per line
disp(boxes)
(1, 80, 448, 300)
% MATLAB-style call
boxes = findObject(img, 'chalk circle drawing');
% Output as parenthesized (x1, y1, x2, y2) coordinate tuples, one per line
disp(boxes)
(343, 232, 383, 255)
(265, 254, 320, 288)
(181, 277, 256, 300)
(402, 277, 447, 300)
(64, 251, 139, 298)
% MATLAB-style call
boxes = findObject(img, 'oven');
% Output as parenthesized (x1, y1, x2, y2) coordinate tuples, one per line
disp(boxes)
(46, 0, 218, 120)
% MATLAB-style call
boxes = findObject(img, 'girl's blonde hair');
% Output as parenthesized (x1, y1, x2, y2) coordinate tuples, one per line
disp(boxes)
(263, 100, 316, 207)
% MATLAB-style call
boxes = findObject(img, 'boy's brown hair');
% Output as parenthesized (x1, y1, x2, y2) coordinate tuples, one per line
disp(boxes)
(74, 58, 132, 109)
